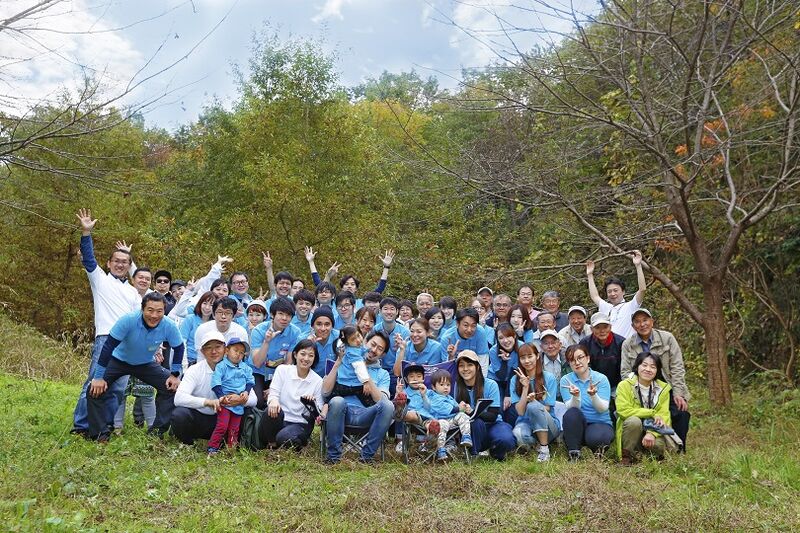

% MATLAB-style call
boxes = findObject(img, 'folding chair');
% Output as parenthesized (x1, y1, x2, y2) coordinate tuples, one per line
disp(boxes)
(400, 399, 493, 464)
(319, 420, 386, 461)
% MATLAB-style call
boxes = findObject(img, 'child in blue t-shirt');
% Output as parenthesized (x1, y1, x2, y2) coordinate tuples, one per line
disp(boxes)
(427, 369, 473, 459)
(329, 326, 372, 405)
(208, 337, 255, 456)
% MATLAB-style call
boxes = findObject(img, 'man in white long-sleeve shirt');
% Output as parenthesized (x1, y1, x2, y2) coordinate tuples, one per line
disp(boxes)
(171, 331, 257, 444)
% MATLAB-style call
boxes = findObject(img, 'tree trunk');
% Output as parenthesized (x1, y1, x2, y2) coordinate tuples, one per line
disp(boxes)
(702, 279, 733, 406)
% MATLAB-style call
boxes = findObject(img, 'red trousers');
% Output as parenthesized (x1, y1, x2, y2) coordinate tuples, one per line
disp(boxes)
(208, 408, 242, 449)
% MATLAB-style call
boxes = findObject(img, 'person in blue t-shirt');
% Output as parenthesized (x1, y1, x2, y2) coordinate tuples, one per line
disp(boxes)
(510, 344, 560, 462)
(509, 304, 535, 344)
(488, 323, 521, 416)
(309, 307, 339, 376)
(560, 344, 613, 461)
(334, 291, 358, 330)
(438, 296, 458, 333)
(86, 293, 185, 441)
(327, 326, 373, 406)
(453, 350, 516, 461)
(248, 297, 301, 408)
(372, 297, 411, 376)
(392, 318, 444, 377)
(291, 289, 315, 338)
(245, 299, 267, 335)
(179, 291, 215, 366)
(207, 337, 255, 456)
(424, 307, 446, 341)
(427, 369, 473, 459)
(440, 308, 491, 375)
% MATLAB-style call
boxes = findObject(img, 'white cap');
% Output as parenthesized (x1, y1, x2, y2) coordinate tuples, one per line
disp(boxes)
(477, 286, 493, 296)
(200, 330, 226, 347)
(247, 299, 267, 312)
(632, 308, 653, 319)
(540, 329, 560, 341)
(590, 312, 612, 327)
(567, 305, 587, 317)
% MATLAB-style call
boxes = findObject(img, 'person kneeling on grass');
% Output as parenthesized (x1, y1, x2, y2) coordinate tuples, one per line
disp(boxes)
(171, 332, 257, 445)
(615, 352, 682, 465)
(86, 292, 185, 442)
(207, 337, 255, 456)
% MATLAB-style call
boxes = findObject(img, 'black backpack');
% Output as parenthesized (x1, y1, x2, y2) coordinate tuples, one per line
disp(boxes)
(239, 406, 267, 451)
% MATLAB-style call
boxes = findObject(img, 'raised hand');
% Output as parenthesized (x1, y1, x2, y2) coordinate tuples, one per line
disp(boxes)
(115, 240, 132, 254)
(514, 367, 529, 390)
(304, 246, 316, 262)
(262, 251, 272, 270)
(380, 250, 395, 268)
(326, 261, 341, 278)
(585, 260, 595, 276)
(568, 381, 580, 398)
(446, 339, 460, 360)
(631, 250, 643, 266)
(257, 286, 268, 300)
(186, 277, 196, 292)
(75, 208, 97, 234)
(217, 255, 233, 270)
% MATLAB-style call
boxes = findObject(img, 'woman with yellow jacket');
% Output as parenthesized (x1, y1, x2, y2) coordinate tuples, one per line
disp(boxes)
(615, 352, 682, 464)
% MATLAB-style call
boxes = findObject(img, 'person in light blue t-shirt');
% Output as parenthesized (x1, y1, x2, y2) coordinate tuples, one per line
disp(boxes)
(334, 291, 358, 330)
(488, 323, 521, 415)
(248, 297, 301, 408)
(290, 289, 315, 339)
(560, 344, 613, 461)
(392, 318, 443, 377)
(207, 337, 255, 456)
(310, 307, 339, 377)
(327, 326, 373, 407)
(440, 308, 491, 375)
(86, 293, 185, 442)
(424, 307, 446, 341)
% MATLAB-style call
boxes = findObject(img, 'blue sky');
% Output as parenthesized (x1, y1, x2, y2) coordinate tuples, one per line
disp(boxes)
(1, 0, 599, 130)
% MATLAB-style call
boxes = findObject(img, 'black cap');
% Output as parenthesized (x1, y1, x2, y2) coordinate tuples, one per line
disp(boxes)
(169, 279, 186, 290)
(154, 270, 172, 282)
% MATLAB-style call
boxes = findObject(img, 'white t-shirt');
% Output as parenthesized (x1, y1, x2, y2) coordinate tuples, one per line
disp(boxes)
(598, 298, 640, 339)
(267, 365, 323, 424)
(194, 320, 249, 354)
(87, 267, 140, 336)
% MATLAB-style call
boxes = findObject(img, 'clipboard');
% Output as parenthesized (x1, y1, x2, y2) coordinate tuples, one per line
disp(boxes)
(469, 398, 493, 421)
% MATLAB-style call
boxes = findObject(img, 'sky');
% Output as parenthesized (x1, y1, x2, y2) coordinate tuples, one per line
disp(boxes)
(0, 0, 599, 130)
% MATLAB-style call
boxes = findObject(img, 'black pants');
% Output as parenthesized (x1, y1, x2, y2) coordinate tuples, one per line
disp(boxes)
(669, 392, 691, 449)
(87, 358, 175, 439)
(253, 374, 270, 409)
(257, 410, 313, 449)
(170, 407, 218, 444)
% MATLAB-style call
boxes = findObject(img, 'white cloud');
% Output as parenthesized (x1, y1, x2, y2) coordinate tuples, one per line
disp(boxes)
(0, 0, 143, 115)
(312, 0, 351, 23)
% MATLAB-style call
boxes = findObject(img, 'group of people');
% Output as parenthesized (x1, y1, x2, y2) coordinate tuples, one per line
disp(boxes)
(70, 207, 691, 466)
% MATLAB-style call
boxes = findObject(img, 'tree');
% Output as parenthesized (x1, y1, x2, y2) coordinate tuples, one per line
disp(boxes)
(443, 0, 800, 405)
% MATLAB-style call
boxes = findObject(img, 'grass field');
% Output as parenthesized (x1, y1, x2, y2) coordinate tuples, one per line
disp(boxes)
(1, 314, 799, 532)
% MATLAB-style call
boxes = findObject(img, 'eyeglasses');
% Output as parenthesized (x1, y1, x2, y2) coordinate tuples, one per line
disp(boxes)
(155, 278, 170, 284)
(214, 310, 234, 318)
(337, 303, 353, 310)
(232, 280, 248, 285)
(573, 354, 589, 363)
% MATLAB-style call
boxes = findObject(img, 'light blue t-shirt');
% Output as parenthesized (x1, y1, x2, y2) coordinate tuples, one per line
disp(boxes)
(455, 377, 502, 422)
(336, 345, 367, 387)
(427, 390, 460, 419)
(312, 329, 339, 376)
(211, 357, 255, 415)
(291, 314, 313, 339)
(372, 321, 410, 372)
(488, 342, 520, 382)
(559, 370, 612, 426)
(105, 311, 183, 370)
(404, 338, 444, 365)
(439, 327, 490, 360)
(248, 321, 302, 378)
(179, 313, 205, 363)
(343, 364, 390, 408)
(509, 371, 558, 408)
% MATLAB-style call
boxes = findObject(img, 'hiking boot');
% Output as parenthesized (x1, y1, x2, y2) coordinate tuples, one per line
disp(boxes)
(621, 450, 634, 466)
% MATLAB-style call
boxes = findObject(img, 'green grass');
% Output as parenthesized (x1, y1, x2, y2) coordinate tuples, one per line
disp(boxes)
(1, 315, 799, 531)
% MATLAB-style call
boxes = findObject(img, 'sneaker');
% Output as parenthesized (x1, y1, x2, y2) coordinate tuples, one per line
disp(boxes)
(460, 434, 473, 448)
(568, 450, 581, 462)
(395, 441, 404, 453)
(419, 443, 428, 454)
(537, 446, 551, 462)
(478, 450, 490, 457)
(594, 446, 608, 460)
(436, 447, 448, 461)
(96, 433, 111, 444)
(206, 446, 220, 457)
(427, 420, 440, 436)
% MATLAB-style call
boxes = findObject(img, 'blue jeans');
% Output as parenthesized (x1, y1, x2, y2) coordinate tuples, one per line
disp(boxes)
(513, 401, 560, 447)
(471, 418, 516, 460)
(72, 335, 128, 431)
(113, 396, 156, 429)
(325, 396, 394, 462)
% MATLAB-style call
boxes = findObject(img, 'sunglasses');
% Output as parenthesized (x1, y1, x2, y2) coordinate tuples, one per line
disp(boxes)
(155, 278, 170, 283)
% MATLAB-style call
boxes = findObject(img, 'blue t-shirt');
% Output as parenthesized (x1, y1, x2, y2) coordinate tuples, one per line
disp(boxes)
(559, 370, 612, 426)
(343, 364, 390, 408)
(334, 313, 357, 331)
(99, 311, 183, 377)
(439, 327, 490, 360)
(509, 371, 558, 408)
(291, 314, 313, 340)
(372, 321, 410, 372)
(179, 313, 205, 363)
(405, 386, 432, 419)
(336, 345, 367, 387)
(404, 338, 444, 365)
(427, 390, 460, 419)
(312, 329, 339, 376)
(488, 342, 520, 382)
(211, 357, 255, 415)
(247, 321, 302, 378)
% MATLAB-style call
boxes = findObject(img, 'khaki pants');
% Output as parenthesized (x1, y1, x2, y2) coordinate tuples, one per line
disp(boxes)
(435, 412, 471, 449)
(621, 416, 667, 457)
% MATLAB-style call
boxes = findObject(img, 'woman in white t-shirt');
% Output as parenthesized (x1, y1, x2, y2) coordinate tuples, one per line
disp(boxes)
(258, 339, 325, 449)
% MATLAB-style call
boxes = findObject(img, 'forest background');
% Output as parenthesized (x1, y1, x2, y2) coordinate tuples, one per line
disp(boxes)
(1, 1, 799, 407)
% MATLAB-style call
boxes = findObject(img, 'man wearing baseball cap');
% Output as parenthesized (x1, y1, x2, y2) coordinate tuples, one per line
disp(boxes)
(620, 308, 691, 449)
(579, 312, 626, 394)
(558, 305, 592, 347)
(171, 330, 257, 445)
